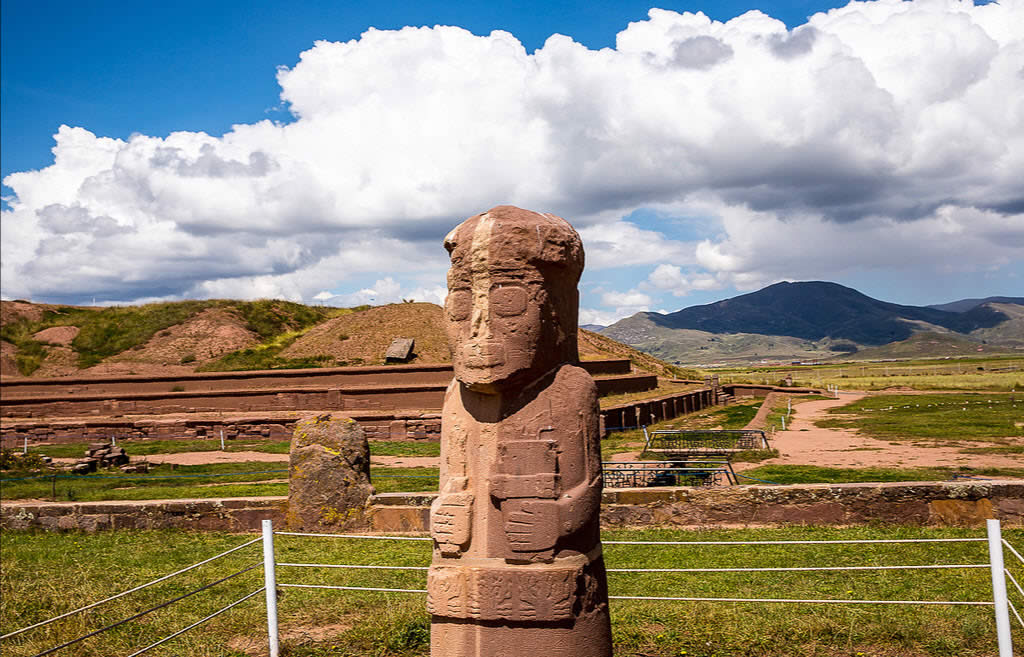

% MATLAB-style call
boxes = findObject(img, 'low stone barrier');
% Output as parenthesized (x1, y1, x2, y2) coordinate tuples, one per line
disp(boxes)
(368, 481, 1024, 532)
(600, 387, 715, 434)
(724, 384, 822, 399)
(4, 481, 1020, 533)
(0, 497, 287, 532)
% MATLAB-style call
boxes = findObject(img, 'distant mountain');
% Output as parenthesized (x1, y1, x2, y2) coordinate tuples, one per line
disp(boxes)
(580, 323, 606, 332)
(927, 296, 1024, 313)
(601, 281, 1022, 364)
(836, 331, 1016, 360)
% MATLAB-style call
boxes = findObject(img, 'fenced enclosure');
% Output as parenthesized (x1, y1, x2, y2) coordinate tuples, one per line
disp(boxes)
(642, 428, 770, 456)
(3, 521, 1021, 656)
(602, 459, 737, 488)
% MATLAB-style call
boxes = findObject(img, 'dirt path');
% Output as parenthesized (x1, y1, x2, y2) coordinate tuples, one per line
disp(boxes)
(735, 392, 1024, 472)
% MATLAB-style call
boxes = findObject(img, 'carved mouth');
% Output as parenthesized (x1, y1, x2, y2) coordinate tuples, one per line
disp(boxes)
(463, 343, 505, 368)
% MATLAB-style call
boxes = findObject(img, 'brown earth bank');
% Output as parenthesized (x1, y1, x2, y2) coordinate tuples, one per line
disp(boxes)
(103, 307, 260, 367)
(280, 302, 449, 365)
(0, 340, 18, 377)
(1, 299, 676, 379)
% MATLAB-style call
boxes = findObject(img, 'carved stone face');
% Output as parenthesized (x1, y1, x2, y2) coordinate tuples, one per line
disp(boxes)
(445, 272, 545, 392)
(444, 206, 583, 394)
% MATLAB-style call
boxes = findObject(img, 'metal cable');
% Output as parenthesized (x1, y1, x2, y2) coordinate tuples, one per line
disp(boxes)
(732, 473, 782, 485)
(124, 587, 265, 657)
(278, 563, 428, 570)
(275, 533, 983, 545)
(607, 564, 988, 573)
(1005, 569, 1024, 599)
(604, 538, 986, 546)
(279, 583, 427, 594)
(274, 531, 430, 541)
(1002, 538, 1024, 566)
(28, 562, 261, 657)
(609, 595, 992, 605)
(1, 537, 261, 640)
(1009, 599, 1024, 629)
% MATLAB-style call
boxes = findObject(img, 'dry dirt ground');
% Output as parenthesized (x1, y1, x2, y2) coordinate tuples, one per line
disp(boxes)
(734, 392, 1024, 472)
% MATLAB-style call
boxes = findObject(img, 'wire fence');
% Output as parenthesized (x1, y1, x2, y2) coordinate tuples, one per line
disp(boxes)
(1, 536, 266, 657)
(3, 521, 1020, 656)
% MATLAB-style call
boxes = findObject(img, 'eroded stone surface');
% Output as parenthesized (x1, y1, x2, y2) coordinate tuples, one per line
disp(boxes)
(428, 206, 612, 656)
(287, 414, 374, 530)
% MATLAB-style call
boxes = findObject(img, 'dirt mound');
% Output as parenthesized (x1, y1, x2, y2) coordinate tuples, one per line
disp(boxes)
(32, 326, 80, 346)
(0, 300, 97, 327)
(1, 340, 19, 377)
(103, 308, 260, 367)
(0, 300, 46, 327)
(281, 303, 450, 365)
(32, 345, 80, 378)
(578, 328, 684, 378)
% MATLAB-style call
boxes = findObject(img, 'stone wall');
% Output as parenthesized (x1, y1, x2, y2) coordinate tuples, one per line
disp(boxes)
(600, 387, 715, 433)
(5, 481, 1019, 533)
(724, 384, 823, 399)
(367, 481, 1024, 532)
(0, 363, 456, 398)
(0, 359, 629, 398)
(1, 497, 288, 532)
(593, 373, 658, 397)
(0, 383, 450, 419)
(0, 412, 443, 448)
(0, 359, 636, 420)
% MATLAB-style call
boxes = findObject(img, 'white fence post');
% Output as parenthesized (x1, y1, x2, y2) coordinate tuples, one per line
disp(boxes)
(220, 429, 226, 451)
(262, 519, 280, 657)
(987, 519, 1013, 657)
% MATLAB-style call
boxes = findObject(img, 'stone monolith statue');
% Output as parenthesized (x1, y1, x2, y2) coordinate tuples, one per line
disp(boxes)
(427, 205, 612, 657)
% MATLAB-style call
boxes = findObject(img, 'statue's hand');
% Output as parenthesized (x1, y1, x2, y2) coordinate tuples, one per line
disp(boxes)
(503, 499, 558, 553)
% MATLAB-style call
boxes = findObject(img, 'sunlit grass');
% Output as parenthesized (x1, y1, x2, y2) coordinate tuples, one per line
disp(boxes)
(2, 526, 1019, 656)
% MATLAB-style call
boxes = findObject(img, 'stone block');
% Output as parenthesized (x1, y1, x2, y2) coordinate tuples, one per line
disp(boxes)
(287, 415, 374, 531)
(369, 505, 430, 532)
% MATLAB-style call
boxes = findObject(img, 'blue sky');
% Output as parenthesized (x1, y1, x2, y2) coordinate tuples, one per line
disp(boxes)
(2, 0, 1021, 324)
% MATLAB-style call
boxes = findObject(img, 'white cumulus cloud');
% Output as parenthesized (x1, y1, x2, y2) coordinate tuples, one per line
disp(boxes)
(1, 0, 1021, 312)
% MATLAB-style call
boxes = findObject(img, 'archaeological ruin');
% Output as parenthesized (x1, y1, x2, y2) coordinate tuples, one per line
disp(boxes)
(427, 206, 612, 656)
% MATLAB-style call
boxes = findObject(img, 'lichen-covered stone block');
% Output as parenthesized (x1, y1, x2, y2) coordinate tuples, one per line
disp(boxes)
(287, 414, 374, 531)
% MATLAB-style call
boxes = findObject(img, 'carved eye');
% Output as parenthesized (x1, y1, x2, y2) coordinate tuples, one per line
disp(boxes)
(446, 290, 471, 321)
(491, 287, 528, 317)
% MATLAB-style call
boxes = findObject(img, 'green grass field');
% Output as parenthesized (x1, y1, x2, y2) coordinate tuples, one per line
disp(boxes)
(738, 464, 1024, 485)
(1, 526, 1019, 656)
(714, 355, 1023, 392)
(816, 393, 1023, 442)
(0, 461, 437, 502)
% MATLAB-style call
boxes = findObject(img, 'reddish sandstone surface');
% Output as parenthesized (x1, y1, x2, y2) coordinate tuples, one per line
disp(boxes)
(32, 326, 80, 345)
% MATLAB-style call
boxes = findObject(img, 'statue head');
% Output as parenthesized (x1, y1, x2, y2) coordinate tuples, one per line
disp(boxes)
(443, 205, 584, 393)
